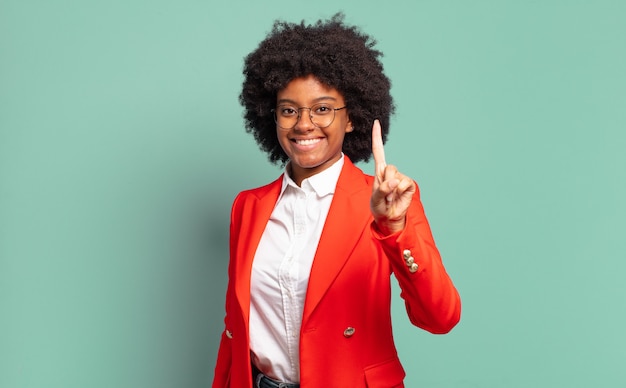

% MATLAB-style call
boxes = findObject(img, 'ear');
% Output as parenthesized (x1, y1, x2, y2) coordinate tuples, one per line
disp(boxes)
(344, 116, 354, 133)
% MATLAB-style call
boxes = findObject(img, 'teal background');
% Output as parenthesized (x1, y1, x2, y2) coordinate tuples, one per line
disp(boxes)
(1, 1, 625, 387)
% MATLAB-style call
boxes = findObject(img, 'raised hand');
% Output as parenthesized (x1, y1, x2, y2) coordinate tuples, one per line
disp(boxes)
(370, 119, 417, 235)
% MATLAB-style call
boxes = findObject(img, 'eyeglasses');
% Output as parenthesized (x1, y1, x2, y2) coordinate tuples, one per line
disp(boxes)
(272, 103, 347, 130)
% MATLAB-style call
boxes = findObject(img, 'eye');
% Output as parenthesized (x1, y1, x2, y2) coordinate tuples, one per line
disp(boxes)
(279, 106, 298, 116)
(313, 104, 332, 115)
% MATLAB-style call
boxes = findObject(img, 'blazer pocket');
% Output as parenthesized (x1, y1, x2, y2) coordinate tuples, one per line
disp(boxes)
(364, 358, 405, 388)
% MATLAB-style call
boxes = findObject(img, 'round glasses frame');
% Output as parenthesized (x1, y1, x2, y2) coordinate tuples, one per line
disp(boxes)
(272, 104, 347, 130)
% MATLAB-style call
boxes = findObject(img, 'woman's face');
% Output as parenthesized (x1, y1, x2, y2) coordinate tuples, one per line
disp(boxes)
(275, 75, 353, 185)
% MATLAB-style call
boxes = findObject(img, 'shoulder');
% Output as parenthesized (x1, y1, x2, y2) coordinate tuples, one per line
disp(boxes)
(339, 157, 375, 190)
(231, 175, 283, 209)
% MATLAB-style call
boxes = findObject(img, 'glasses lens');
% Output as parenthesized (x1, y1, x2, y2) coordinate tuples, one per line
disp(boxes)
(310, 104, 335, 128)
(275, 105, 298, 129)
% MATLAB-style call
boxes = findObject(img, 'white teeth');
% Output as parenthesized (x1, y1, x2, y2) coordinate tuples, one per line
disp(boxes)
(295, 138, 321, 146)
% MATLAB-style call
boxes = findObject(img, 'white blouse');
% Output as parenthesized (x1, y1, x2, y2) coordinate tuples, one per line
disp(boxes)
(249, 155, 344, 383)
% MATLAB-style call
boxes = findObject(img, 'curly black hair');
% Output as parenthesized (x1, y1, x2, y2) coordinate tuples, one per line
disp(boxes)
(240, 13, 395, 165)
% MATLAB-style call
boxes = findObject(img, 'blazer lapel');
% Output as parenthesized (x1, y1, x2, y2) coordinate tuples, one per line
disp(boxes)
(302, 159, 373, 322)
(234, 177, 282, 324)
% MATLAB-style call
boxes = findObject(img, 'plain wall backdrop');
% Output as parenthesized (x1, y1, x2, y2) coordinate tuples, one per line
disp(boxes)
(1, 1, 625, 387)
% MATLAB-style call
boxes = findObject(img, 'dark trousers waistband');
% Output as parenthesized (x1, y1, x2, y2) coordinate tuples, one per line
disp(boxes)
(252, 364, 300, 388)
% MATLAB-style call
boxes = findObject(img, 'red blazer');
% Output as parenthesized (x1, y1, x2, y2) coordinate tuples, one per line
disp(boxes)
(212, 158, 461, 387)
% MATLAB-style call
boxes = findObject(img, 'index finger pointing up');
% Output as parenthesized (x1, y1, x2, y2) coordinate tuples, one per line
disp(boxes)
(372, 119, 386, 178)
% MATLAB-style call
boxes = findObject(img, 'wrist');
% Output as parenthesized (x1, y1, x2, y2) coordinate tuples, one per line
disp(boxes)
(373, 216, 406, 235)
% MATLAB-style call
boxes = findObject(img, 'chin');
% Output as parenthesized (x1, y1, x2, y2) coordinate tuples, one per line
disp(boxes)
(293, 161, 323, 170)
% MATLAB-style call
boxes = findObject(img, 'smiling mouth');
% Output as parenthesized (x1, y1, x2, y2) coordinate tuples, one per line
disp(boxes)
(293, 138, 322, 146)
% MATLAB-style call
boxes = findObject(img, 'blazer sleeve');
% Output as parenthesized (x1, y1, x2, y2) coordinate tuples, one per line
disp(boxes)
(212, 322, 232, 387)
(371, 182, 461, 334)
(212, 193, 244, 387)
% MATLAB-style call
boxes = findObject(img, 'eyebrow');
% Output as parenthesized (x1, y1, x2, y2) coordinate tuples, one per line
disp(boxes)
(276, 96, 339, 105)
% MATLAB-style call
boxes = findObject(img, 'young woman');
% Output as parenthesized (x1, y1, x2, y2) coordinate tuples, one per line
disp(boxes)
(212, 14, 461, 388)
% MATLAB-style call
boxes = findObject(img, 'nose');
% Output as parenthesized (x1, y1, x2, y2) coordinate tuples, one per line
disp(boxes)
(293, 108, 315, 131)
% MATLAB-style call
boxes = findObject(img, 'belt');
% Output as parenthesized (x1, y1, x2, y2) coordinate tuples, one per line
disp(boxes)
(252, 365, 300, 388)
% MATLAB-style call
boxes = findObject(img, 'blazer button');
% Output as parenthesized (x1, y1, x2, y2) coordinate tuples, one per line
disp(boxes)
(403, 249, 412, 259)
(409, 263, 419, 273)
(343, 327, 356, 338)
(225, 329, 233, 339)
